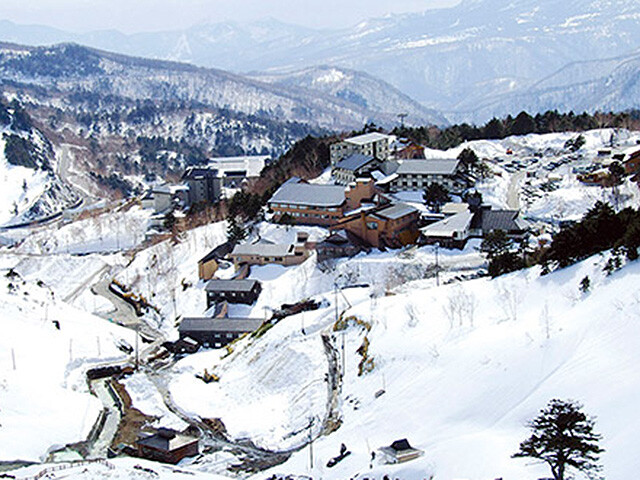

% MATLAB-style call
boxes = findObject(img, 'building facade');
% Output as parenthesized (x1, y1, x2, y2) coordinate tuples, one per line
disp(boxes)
(390, 159, 466, 193)
(179, 317, 264, 348)
(205, 279, 262, 307)
(330, 132, 393, 166)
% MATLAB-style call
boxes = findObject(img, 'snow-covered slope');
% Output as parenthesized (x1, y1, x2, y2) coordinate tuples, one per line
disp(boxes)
(0, 269, 135, 461)
(0, 123, 80, 227)
(165, 250, 640, 480)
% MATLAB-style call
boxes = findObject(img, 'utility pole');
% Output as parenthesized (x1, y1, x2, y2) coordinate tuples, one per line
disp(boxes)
(135, 324, 139, 371)
(398, 112, 408, 128)
(435, 242, 440, 286)
(11, 348, 16, 371)
(308, 416, 314, 471)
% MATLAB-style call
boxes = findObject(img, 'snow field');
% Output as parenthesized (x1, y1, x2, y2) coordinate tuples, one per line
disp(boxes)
(0, 273, 136, 462)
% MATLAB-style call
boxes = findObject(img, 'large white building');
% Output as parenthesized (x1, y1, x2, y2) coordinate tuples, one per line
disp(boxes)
(330, 132, 393, 166)
(390, 159, 467, 193)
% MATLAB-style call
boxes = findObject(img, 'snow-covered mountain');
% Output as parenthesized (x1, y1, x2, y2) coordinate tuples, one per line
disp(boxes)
(248, 65, 445, 126)
(3, 0, 640, 122)
(0, 42, 442, 130)
(449, 51, 640, 123)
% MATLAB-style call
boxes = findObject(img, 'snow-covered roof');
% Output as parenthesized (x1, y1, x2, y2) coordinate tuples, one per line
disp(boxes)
(421, 211, 473, 237)
(471, 208, 526, 232)
(344, 132, 392, 146)
(136, 429, 197, 451)
(442, 202, 470, 215)
(374, 203, 418, 221)
(231, 242, 296, 258)
(208, 155, 270, 178)
(335, 153, 376, 172)
(269, 183, 345, 208)
(396, 159, 459, 176)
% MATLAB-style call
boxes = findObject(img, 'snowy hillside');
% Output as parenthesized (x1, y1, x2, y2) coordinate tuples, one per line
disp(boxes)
(0, 268, 135, 462)
(0, 42, 440, 130)
(0, 123, 80, 227)
(161, 250, 640, 480)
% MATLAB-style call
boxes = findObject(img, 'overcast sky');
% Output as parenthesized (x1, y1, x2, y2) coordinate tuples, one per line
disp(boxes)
(0, 0, 460, 33)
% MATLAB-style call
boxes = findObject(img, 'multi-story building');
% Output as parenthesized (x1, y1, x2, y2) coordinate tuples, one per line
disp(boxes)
(332, 202, 420, 249)
(390, 159, 467, 194)
(330, 132, 393, 166)
(182, 166, 221, 206)
(331, 153, 379, 185)
(268, 181, 347, 226)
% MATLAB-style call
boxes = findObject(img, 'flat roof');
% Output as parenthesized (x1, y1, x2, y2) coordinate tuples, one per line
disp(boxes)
(344, 132, 392, 146)
(374, 203, 418, 220)
(208, 155, 270, 178)
(205, 279, 260, 292)
(137, 430, 198, 452)
(421, 211, 474, 237)
(269, 183, 345, 208)
(396, 159, 459, 176)
(179, 317, 264, 333)
(231, 242, 295, 258)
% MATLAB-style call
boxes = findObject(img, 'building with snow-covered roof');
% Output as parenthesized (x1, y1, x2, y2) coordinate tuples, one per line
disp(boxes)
(229, 236, 312, 267)
(332, 153, 379, 185)
(420, 210, 474, 249)
(330, 132, 393, 166)
(136, 428, 198, 464)
(469, 206, 529, 239)
(268, 181, 346, 226)
(208, 155, 271, 188)
(390, 158, 468, 194)
(332, 202, 420, 249)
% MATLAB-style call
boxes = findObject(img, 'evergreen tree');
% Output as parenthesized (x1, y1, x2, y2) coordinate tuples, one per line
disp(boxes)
(510, 111, 536, 136)
(513, 399, 603, 480)
(423, 183, 450, 213)
(226, 216, 247, 244)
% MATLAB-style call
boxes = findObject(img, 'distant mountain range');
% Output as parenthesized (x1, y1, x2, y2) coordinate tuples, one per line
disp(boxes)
(3, 0, 640, 123)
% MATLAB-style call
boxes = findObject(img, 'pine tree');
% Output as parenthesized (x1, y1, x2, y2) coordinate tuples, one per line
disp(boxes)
(579, 275, 590, 293)
(423, 183, 450, 213)
(513, 399, 603, 480)
(226, 216, 247, 244)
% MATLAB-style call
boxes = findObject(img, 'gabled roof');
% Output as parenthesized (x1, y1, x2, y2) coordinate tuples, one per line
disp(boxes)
(269, 183, 345, 208)
(396, 159, 459, 176)
(199, 241, 234, 264)
(335, 153, 376, 172)
(205, 279, 260, 293)
(471, 208, 527, 232)
(179, 317, 263, 333)
(344, 132, 392, 146)
(231, 242, 295, 258)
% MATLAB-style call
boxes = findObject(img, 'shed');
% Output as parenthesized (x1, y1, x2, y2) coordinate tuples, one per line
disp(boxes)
(136, 428, 199, 464)
(378, 438, 423, 464)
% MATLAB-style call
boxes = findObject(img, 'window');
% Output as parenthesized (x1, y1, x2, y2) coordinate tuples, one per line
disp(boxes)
(367, 222, 378, 230)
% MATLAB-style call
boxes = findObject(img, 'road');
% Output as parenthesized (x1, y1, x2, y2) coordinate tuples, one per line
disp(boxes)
(507, 171, 525, 210)
(57, 144, 100, 208)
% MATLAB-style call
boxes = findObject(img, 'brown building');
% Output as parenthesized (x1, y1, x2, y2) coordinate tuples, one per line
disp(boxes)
(332, 203, 419, 249)
(136, 428, 199, 464)
(268, 178, 381, 227)
(178, 317, 264, 348)
(229, 233, 312, 268)
(624, 150, 640, 175)
(268, 181, 346, 226)
(205, 279, 262, 307)
(197, 241, 234, 281)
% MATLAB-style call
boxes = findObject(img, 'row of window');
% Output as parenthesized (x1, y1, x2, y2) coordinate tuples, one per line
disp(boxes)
(274, 204, 340, 212)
